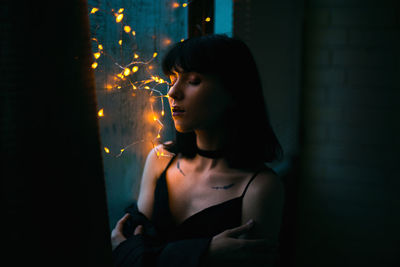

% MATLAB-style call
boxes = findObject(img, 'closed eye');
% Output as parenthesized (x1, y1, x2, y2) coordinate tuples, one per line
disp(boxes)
(188, 79, 201, 85)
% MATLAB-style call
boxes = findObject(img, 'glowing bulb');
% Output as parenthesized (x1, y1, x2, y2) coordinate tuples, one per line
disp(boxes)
(132, 30, 136, 36)
(144, 86, 150, 90)
(90, 8, 99, 14)
(91, 62, 98, 69)
(118, 40, 122, 45)
(132, 66, 139, 72)
(134, 53, 139, 59)
(161, 110, 165, 116)
(132, 85, 137, 90)
(180, 38, 185, 42)
(120, 148, 125, 153)
(124, 26, 131, 33)
(163, 38, 172, 46)
(148, 65, 153, 70)
(116, 13, 124, 23)
(117, 73, 124, 79)
(98, 44, 103, 50)
(118, 8, 124, 13)
(156, 151, 160, 157)
(205, 17, 211, 22)
(172, 2, 180, 8)
(153, 115, 157, 121)
(123, 68, 131, 76)
(157, 134, 161, 138)
(153, 52, 158, 58)
(98, 108, 104, 117)
(183, 3, 188, 7)
(104, 147, 110, 153)
(94, 52, 101, 59)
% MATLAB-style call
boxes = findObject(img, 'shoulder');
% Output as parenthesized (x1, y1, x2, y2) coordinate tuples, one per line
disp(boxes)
(246, 167, 285, 201)
(142, 142, 176, 182)
(241, 166, 285, 238)
(137, 142, 176, 216)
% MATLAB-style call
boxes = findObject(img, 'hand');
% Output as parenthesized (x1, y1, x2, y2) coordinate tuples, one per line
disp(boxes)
(204, 220, 278, 266)
(111, 214, 144, 250)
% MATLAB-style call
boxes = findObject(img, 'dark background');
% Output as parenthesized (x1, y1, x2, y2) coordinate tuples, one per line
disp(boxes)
(1, 0, 399, 266)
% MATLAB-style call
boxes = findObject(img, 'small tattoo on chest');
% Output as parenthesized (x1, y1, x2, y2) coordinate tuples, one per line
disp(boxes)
(176, 159, 186, 176)
(211, 183, 235, 190)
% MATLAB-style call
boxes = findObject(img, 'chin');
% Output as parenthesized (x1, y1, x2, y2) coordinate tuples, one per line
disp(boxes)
(174, 122, 193, 133)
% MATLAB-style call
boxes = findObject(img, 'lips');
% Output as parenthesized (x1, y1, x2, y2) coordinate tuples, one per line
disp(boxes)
(172, 106, 185, 116)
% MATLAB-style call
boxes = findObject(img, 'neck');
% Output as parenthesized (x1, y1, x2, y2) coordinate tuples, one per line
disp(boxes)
(194, 128, 225, 151)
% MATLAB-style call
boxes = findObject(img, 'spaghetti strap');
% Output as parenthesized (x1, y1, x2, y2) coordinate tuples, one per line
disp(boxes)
(240, 166, 266, 198)
(162, 154, 177, 173)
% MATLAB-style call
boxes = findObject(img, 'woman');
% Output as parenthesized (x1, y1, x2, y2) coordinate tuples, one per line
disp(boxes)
(111, 34, 285, 267)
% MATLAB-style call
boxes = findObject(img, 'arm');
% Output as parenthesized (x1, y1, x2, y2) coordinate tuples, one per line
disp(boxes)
(202, 169, 285, 267)
(240, 169, 285, 265)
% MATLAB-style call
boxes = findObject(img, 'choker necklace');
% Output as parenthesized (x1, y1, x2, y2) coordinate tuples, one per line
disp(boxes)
(196, 147, 225, 159)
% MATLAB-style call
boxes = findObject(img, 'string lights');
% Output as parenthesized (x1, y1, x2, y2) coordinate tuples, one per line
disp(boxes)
(89, 3, 191, 158)
(89, 1, 205, 158)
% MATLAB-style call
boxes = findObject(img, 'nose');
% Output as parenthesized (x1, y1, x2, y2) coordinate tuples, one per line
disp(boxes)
(167, 82, 184, 101)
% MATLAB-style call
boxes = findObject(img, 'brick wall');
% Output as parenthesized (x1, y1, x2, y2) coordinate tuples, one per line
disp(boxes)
(298, 0, 400, 266)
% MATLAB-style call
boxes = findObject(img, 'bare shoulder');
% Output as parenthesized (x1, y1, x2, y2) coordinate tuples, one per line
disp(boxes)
(137, 142, 175, 217)
(241, 166, 285, 239)
(247, 167, 285, 201)
(144, 143, 175, 175)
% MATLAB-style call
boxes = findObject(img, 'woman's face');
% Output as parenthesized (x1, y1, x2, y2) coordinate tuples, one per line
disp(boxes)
(167, 70, 232, 133)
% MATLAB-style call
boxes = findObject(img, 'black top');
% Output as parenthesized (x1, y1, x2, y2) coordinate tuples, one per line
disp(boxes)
(152, 154, 267, 243)
(113, 154, 270, 267)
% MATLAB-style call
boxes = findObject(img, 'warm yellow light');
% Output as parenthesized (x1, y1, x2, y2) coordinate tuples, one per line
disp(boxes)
(120, 148, 125, 153)
(132, 30, 136, 36)
(91, 62, 98, 69)
(98, 108, 104, 117)
(124, 26, 131, 33)
(98, 44, 103, 50)
(153, 115, 157, 121)
(156, 151, 160, 157)
(118, 40, 122, 45)
(182, 3, 188, 7)
(134, 53, 139, 59)
(158, 78, 165, 83)
(106, 84, 113, 90)
(148, 65, 153, 70)
(157, 134, 161, 138)
(180, 38, 185, 42)
(90, 8, 99, 14)
(153, 52, 158, 58)
(205, 17, 211, 22)
(163, 38, 172, 46)
(172, 2, 180, 8)
(144, 86, 150, 90)
(123, 68, 131, 76)
(116, 13, 124, 23)
(132, 85, 137, 90)
(94, 52, 101, 59)
(118, 8, 124, 13)
(161, 110, 165, 116)
(104, 147, 110, 153)
(117, 73, 124, 79)
(132, 66, 139, 72)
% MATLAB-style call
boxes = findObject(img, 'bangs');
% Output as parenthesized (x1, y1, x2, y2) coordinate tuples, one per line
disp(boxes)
(162, 35, 228, 76)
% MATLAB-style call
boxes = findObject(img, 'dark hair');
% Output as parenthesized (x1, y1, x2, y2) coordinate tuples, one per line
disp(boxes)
(162, 34, 282, 168)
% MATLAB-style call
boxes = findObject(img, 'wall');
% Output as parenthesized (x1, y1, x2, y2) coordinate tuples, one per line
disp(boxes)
(234, 0, 304, 173)
(298, 0, 400, 266)
(88, 0, 187, 228)
(233, 0, 399, 266)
